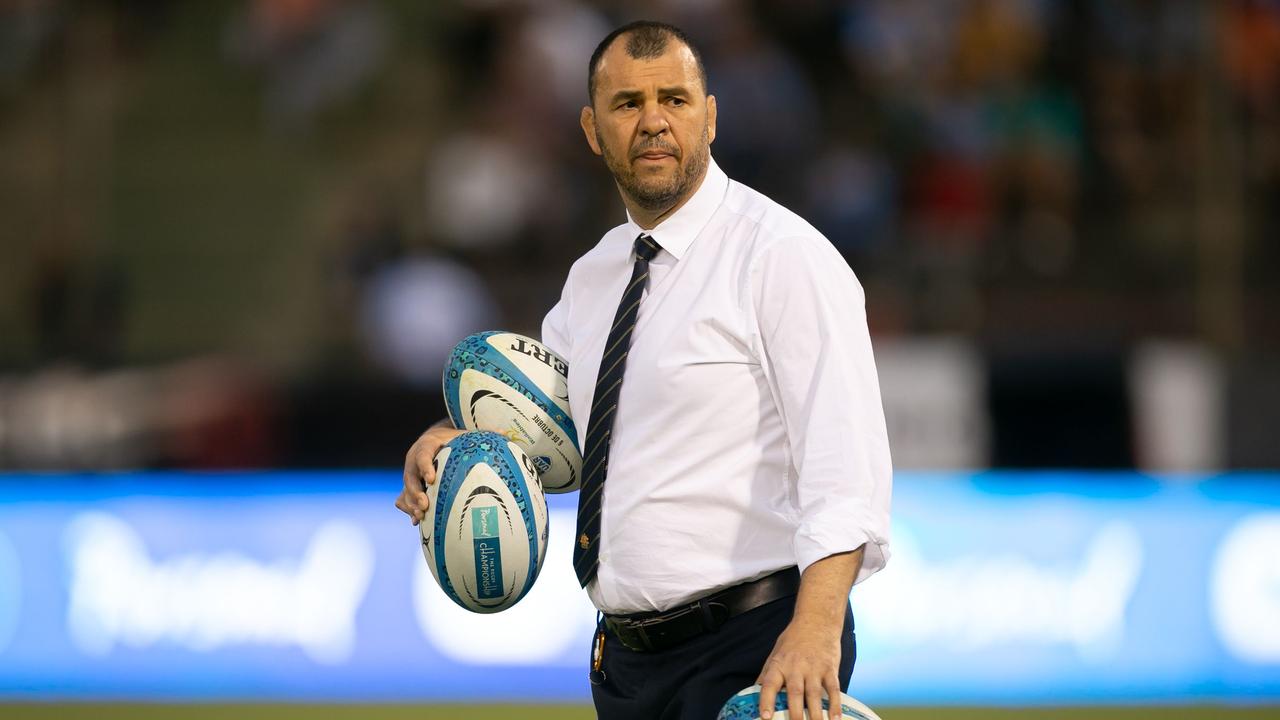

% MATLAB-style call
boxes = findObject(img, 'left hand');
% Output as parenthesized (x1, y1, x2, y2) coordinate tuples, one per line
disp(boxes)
(756, 617, 842, 719)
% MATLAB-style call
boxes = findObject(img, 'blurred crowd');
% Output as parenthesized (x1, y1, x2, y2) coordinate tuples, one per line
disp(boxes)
(0, 0, 1277, 470)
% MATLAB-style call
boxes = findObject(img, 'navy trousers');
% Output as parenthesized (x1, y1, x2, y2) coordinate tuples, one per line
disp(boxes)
(590, 596, 856, 720)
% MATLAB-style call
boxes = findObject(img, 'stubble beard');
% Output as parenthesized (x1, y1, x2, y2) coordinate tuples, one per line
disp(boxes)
(599, 122, 711, 214)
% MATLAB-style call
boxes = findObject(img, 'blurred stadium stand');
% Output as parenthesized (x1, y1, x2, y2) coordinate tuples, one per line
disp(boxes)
(0, 0, 1277, 471)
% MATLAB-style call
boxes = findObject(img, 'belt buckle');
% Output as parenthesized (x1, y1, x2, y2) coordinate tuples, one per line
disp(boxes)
(628, 612, 670, 652)
(616, 608, 680, 652)
(608, 616, 649, 653)
(631, 624, 653, 652)
(631, 604, 696, 652)
(612, 619, 652, 652)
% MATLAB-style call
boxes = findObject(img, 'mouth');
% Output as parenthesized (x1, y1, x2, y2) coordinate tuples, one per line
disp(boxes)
(634, 147, 677, 162)
(635, 151, 675, 165)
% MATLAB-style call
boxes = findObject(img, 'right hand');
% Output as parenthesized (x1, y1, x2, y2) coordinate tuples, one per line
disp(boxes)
(396, 423, 465, 525)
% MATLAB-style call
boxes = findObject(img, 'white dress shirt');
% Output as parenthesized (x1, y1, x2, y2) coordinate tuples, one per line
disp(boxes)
(541, 158, 892, 614)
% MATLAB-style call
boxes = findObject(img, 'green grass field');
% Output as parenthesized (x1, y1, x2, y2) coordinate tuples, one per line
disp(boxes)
(3, 705, 1278, 719)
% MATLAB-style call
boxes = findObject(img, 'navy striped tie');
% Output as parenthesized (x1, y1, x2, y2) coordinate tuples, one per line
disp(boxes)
(573, 233, 662, 587)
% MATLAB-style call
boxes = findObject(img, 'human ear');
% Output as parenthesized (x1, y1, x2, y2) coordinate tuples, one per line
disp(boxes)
(706, 94, 717, 145)
(580, 106, 602, 156)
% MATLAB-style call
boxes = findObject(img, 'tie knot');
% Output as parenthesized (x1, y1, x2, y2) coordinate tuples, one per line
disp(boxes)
(634, 234, 661, 262)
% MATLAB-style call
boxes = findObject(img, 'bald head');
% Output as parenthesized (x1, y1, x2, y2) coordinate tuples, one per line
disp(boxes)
(587, 21, 709, 106)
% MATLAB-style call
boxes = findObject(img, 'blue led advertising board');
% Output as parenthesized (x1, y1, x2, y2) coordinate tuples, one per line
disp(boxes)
(0, 471, 1275, 704)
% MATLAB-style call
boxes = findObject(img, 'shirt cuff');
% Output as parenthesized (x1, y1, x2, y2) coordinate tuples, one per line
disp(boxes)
(793, 506, 891, 585)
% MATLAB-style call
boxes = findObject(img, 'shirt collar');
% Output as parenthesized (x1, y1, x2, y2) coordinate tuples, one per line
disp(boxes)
(624, 157, 728, 261)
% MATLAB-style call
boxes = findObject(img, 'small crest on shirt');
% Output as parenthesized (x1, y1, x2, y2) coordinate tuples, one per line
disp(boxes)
(579, 533, 590, 549)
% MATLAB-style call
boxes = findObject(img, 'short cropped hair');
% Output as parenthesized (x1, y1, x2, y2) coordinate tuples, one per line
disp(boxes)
(587, 21, 709, 105)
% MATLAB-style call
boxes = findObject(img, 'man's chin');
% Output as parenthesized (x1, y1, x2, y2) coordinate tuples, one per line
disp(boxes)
(632, 172, 680, 195)
(629, 186, 682, 211)
(633, 162, 677, 179)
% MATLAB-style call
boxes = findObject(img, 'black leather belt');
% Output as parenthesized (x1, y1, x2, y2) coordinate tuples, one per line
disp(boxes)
(603, 567, 800, 653)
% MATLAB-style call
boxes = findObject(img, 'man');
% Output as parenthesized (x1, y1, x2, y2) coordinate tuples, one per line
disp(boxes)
(396, 21, 891, 720)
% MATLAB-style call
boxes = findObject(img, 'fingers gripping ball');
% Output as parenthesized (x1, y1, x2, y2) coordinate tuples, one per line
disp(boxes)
(717, 685, 883, 720)
(420, 431, 550, 613)
(443, 331, 582, 493)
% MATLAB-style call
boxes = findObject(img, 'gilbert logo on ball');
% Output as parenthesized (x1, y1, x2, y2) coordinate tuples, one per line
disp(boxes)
(443, 331, 582, 493)
(717, 684, 882, 720)
(421, 431, 549, 613)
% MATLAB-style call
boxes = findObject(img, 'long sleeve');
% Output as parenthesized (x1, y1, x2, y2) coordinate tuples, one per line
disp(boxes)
(748, 235, 892, 584)
(540, 274, 572, 361)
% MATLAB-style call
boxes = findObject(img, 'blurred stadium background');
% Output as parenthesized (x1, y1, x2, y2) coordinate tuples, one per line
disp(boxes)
(0, 0, 1277, 717)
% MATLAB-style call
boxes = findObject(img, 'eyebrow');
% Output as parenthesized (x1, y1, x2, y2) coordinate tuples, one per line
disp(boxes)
(607, 86, 694, 106)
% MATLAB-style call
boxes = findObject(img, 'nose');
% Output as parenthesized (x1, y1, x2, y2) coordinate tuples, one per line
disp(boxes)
(638, 101, 669, 137)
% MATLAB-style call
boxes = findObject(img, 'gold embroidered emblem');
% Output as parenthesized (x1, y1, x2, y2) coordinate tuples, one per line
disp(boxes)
(579, 533, 590, 549)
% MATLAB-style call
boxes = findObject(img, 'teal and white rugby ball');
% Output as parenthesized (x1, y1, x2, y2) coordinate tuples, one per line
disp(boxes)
(443, 331, 581, 493)
(717, 685, 882, 720)
(420, 431, 549, 613)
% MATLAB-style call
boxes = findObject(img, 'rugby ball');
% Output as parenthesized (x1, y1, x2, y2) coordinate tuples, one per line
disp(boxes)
(442, 331, 581, 493)
(717, 685, 882, 720)
(420, 431, 549, 613)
